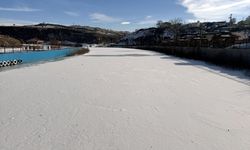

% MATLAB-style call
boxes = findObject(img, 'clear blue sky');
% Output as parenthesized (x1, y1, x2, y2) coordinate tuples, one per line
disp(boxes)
(0, 0, 250, 31)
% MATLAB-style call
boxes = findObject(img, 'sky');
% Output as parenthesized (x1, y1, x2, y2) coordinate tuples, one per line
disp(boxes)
(0, 0, 250, 31)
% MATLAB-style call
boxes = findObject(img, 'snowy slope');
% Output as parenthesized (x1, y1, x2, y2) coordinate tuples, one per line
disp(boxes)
(119, 29, 156, 45)
(0, 48, 250, 150)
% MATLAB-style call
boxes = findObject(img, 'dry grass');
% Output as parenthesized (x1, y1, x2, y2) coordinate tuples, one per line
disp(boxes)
(0, 35, 22, 47)
(69, 48, 89, 56)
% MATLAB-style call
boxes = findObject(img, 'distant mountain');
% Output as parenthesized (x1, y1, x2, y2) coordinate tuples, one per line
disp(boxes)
(0, 23, 128, 44)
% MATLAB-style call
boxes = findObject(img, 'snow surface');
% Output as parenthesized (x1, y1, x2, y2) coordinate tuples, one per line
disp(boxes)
(1, 47, 250, 150)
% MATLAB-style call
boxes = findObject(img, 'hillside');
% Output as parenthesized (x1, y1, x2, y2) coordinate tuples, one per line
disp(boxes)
(0, 23, 128, 44)
(0, 35, 22, 47)
(118, 21, 250, 48)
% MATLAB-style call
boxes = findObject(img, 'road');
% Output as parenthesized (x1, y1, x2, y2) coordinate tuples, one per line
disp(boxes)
(1, 47, 250, 150)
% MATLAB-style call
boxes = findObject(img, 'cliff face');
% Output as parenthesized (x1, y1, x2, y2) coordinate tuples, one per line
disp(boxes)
(0, 24, 128, 44)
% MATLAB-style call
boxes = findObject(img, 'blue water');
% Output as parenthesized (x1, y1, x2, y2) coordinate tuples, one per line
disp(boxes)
(0, 48, 80, 63)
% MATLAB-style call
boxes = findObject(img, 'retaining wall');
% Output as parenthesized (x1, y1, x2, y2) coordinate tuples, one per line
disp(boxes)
(124, 46, 250, 69)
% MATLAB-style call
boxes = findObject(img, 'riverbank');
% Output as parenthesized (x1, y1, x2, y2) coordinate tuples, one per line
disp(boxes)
(1, 48, 250, 150)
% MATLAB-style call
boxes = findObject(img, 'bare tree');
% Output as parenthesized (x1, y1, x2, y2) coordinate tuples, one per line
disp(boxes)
(169, 18, 183, 43)
(156, 20, 164, 28)
(229, 14, 236, 25)
(169, 18, 183, 26)
(245, 16, 250, 25)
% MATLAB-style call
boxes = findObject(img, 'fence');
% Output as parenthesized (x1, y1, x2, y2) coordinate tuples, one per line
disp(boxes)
(0, 47, 23, 53)
(123, 46, 250, 69)
(0, 44, 61, 54)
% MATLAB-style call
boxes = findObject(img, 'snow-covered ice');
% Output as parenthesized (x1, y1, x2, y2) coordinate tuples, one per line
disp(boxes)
(1, 47, 250, 150)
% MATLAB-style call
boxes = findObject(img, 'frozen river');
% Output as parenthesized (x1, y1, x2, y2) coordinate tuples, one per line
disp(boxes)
(1, 47, 250, 150)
